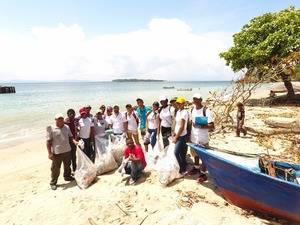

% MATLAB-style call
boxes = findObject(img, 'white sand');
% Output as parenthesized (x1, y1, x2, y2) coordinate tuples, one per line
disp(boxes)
(1, 106, 298, 225)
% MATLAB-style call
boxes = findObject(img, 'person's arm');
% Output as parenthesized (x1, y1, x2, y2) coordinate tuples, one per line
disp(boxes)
(173, 118, 185, 143)
(124, 121, 128, 134)
(46, 140, 53, 160)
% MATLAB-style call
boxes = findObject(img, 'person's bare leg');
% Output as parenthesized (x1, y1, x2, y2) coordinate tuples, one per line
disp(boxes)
(133, 133, 141, 146)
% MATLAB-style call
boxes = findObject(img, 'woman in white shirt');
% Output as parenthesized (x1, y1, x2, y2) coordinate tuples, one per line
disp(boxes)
(124, 104, 140, 146)
(145, 101, 160, 150)
(158, 96, 173, 148)
(172, 96, 188, 174)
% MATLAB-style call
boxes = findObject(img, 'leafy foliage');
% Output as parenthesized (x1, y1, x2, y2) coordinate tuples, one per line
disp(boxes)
(220, 7, 300, 74)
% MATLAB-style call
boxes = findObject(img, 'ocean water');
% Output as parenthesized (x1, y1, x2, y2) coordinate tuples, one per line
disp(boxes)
(0, 81, 231, 148)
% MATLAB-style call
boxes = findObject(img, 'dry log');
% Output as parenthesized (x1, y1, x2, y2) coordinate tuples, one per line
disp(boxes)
(228, 124, 300, 135)
(264, 117, 300, 129)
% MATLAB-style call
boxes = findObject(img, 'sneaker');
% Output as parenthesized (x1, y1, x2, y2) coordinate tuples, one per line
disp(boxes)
(129, 178, 137, 185)
(187, 167, 200, 176)
(64, 176, 75, 182)
(50, 184, 57, 190)
(196, 173, 208, 183)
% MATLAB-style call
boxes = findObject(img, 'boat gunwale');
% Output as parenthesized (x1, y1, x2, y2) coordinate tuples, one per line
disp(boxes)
(188, 143, 300, 189)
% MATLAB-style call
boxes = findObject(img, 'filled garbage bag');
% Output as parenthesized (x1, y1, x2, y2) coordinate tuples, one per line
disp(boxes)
(75, 144, 97, 189)
(156, 143, 181, 186)
(144, 140, 163, 172)
(109, 134, 126, 166)
(94, 136, 118, 175)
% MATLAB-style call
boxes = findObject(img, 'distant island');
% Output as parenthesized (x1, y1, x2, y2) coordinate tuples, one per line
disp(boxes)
(112, 79, 165, 82)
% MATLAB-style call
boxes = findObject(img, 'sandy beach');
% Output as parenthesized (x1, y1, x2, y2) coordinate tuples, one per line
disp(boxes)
(1, 105, 299, 225)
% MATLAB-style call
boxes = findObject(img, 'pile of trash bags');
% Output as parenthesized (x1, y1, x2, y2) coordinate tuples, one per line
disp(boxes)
(75, 135, 126, 189)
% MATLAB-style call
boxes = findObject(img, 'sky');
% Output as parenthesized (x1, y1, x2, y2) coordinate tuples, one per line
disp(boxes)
(0, 0, 299, 82)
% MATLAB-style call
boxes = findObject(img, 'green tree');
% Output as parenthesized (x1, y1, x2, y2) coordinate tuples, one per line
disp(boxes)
(220, 6, 300, 98)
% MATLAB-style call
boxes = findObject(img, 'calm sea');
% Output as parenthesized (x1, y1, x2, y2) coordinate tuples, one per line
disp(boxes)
(0, 81, 231, 148)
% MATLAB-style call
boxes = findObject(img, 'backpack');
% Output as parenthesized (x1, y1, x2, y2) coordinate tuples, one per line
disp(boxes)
(125, 111, 139, 125)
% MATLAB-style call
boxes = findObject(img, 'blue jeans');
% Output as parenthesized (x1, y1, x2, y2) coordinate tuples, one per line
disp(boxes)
(148, 128, 157, 149)
(174, 135, 187, 173)
(125, 161, 144, 181)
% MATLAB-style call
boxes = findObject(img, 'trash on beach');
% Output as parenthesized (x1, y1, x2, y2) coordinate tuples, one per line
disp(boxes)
(144, 140, 163, 172)
(176, 190, 206, 208)
(94, 136, 118, 175)
(75, 147, 97, 189)
(156, 143, 181, 186)
(109, 134, 126, 166)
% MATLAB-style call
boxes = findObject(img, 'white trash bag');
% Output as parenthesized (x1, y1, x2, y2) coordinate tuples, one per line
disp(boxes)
(156, 143, 181, 186)
(144, 140, 163, 172)
(75, 142, 97, 189)
(94, 136, 118, 175)
(109, 134, 126, 166)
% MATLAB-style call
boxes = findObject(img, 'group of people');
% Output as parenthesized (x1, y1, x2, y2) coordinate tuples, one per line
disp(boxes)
(46, 93, 246, 189)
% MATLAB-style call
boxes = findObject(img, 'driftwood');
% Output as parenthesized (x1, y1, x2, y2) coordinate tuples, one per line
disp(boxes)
(264, 117, 300, 129)
(228, 124, 300, 135)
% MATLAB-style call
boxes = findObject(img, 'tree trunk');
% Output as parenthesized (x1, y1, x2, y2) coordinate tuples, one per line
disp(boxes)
(280, 73, 295, 98)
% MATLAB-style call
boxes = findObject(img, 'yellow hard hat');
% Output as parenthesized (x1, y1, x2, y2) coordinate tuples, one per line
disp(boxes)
(176, 96, 186, 104)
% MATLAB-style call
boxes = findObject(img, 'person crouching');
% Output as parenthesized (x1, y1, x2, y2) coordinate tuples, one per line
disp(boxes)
(123, 138, 147, 185)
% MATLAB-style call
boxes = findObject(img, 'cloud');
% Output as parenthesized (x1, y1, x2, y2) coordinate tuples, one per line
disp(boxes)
(0, 18, 235, 81)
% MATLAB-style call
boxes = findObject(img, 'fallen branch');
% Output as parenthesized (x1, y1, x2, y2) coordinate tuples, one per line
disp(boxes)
(115, 203, 129, 216)
(88, 217, 98, 225)
(227, 124, 300, 135)
(139, 210, 158, 225)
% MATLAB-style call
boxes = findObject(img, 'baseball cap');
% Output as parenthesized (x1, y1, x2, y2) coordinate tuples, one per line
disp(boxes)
(79, 107, 87, 115)
(192, 93, 202, 99)
(176, 96, 186, 104)
(170, 97, 177, 102)
(159, 95, 168, 101)
(55, 113, 64, 119)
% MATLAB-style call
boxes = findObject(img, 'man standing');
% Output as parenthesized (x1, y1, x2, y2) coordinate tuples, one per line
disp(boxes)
(46, 113, 76, 190)
(108, 105, 126, 135)
(158, 96, 173, 148)
(78, 107, 95, 161)
(123, 138, 147, 185)
(135, 98, 151, 137)
(188, 93, 214, 183)
(64, 109, 77, 173)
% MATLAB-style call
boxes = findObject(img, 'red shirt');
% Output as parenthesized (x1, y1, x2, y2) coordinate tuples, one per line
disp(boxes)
(124, 145, 147, 168)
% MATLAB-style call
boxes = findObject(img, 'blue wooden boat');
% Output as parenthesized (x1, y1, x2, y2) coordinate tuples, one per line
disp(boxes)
(188, 143, 300, 223)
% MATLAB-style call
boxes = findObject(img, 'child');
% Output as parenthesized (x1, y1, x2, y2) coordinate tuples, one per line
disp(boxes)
(236, 102, 247, 137)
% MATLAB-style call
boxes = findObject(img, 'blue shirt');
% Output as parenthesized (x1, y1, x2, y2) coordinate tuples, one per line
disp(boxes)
(136, 106, 151, 129)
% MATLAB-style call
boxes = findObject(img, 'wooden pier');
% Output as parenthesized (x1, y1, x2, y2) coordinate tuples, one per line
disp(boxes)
(0, 86, 16, 94)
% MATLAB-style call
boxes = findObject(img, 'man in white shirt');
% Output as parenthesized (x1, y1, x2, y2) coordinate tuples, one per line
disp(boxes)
(78, 107, 95, 161)
(188, 93, 214, 182)
(158, 96, 173, 148)
(108, 105, 126, 135)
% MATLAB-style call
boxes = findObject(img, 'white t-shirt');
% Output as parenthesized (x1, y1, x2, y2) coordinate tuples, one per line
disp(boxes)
(125, 112, 138, 131)
(94, 119, 108, 137)
(175, 109, 189, 137)
(190, 106, 213, 145)
(105, 115, 111, 124)
(46, 125, 73, 154)
(147, 111, 159, 129)
(109, 113, 126, 134)
(78, 117, 94, 139)
(159, 106, 172, 128)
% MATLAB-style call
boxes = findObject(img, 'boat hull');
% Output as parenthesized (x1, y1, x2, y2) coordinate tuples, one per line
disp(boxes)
(189, 144, 300, 223)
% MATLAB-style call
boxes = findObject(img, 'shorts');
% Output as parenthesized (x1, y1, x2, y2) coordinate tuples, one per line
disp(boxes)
(128, 129, 138, 135)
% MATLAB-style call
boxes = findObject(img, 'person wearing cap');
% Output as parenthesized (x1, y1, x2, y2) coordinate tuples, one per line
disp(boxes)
(172, 96, 189, 174)
(188, 93, 214, 183)
(77, 107, 95, 161)
(64, 109, 78, 172)
(145, 101, 160, 151)
(135, 98, 151, 138)
(46, 113, 77, 190)
(124, 104, 140, 146)
(108, 105, 126, 135)
(158, 96, 173, 148)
